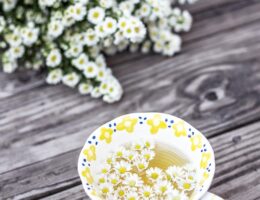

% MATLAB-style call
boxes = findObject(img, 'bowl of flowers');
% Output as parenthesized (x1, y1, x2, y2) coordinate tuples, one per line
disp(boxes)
(78, 113, 223, 200)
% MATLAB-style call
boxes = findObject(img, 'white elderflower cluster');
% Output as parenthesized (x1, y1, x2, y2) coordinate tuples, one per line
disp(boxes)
(95, 140, 198, 199)
(0, 0, 198, 103)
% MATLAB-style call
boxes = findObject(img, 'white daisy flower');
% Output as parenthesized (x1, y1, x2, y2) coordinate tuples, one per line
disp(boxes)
(118, 17, 128, 31)
(100, 164, 112, 174)
(125, 150, 138, 162)
(141, 149, 155, 161)
(103, 17, 117, 35)
(3, 61, 17, 73)
(72, 3, 87, 21)
(155, 180, 173, 195)
(83, 61, 98, 78)
(105, 153, 116, 165)
(126, 191, 139, 200)
(114, 160, 132, 175)
(166, 189, 188, 200)
(96, 174, 107, 185)
(46, 68, 63, 85)
(139, 3, 151, 18)
(9, 45, 25, 59)
(95, 23, 107, 38)
(139, 185, 154, 199)
(99, 0, 115, 9)
(134, 157, 149, 171)
(177, 177, 196, 191)
(67, 44, 83, 58)
(0, 16, 6, 33)
(108, 173, 120, 186)
(48, 20, 63, 39)
(21, 28, 39, 46)
(146, 167, 164, 182)
(5, 32, 22, 47)
(116, 186, 127, 198)
(144, 139, 155, 149)
(85, 29, 99, 46)
(78, 82, 93, 95)
(88, 7, 105, 25)
(91, 87, 102, 98)
(123, 173, 143, 188)
(46, 49, 62, 67)
(166, 166, 185, 181)
(72, 53, 89, 70)
(95, 55, 106, 68)
(62, 72, 80, 88)
(98, 182, 113, 196)
(131, 141, 145, 151)
(114, 146, 127, 159)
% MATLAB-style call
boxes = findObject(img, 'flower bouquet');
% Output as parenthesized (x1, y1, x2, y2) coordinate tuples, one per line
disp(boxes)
(0, 0, 197, 103)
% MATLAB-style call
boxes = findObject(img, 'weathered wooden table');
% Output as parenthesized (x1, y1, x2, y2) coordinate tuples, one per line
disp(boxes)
(1, 0, 260, 199)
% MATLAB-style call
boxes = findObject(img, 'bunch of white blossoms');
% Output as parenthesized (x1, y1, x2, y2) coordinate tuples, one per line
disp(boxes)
(0, 0, 198, 103)
(95, 140, 198, 200)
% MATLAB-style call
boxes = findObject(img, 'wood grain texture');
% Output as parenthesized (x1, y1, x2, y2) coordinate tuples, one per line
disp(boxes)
(0, 0, 260, 199)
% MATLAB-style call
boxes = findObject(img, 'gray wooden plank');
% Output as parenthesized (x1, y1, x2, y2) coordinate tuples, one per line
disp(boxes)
(7, 120, 257, 200)
(1, 0, 260, 176)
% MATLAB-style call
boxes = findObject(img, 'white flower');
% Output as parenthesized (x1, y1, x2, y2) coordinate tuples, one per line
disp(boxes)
(170, 9, 193, 32)
(99, 0, 115, 9)
(46, 69, 63, 84)
(131, 141, 144, 151)
(48, 20, 63, 39)
(6, 32, 22, 47)
(144, 139, 155, 149)
(108, 173, 120, 186)
(166, 189, 188, 200)
(3, 61, 17, 73)
(66, 44, 83, 58)
(140, 3, 152, 17)
(9, 45, 25, 59)
(91, 87, 102, 98)
(119, 1, 134, 16)
(88, 7, 105, 25)
(100, 164, 112, 174)
(123, 173, 143, 188)
(134, 157, 149, 171)
(139, 185, 154, 199)
(72, 53, 89, 70)
(166, 166, 185, 181)
(98, 183, 113, 196)
(95, 55, 106, 68)
(155, 180, 173, 195)
(141, 149, 155, 161)
(72, 3, 87, 21)
(126, 191, 139, 200)
(83, 61, 98, 78)
(103, 17, 117, 35)
(96, 174, 107, 185)
(114, 146, 127, 159)
(146, 167, 164, 182)
(78, 82, 93, 95)
(85, 29, 99, 46)
(125, 150, 138, 162)
(46, 49, 62, 67)
(62, 72, 80, 88)
(2, 0, 17, 12)
(118, 18, 128, 31)
(95, 23, 106, 38)
(114, 160, 132, 175)
(116, 186, 127, 198)
(0, 16, 6, 33)
(22, 28, 39, 46)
